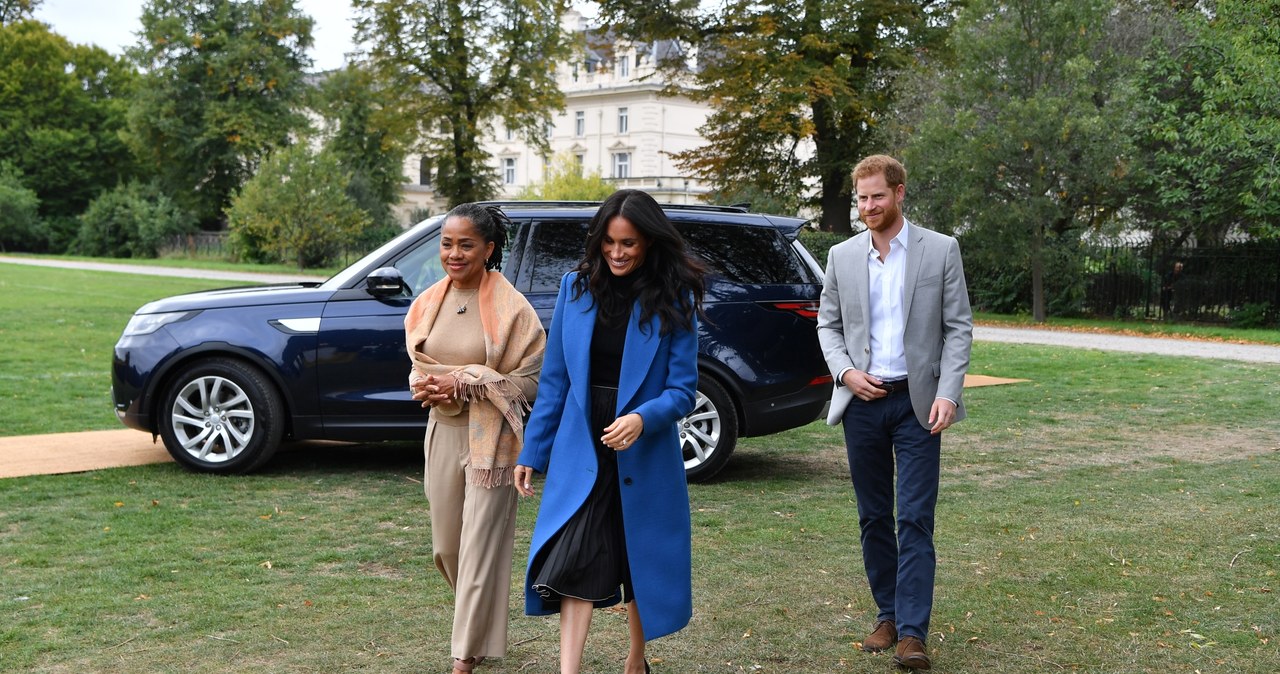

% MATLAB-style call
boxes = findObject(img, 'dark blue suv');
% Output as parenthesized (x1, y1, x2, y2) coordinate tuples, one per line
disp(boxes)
(111, 202, 831, 481)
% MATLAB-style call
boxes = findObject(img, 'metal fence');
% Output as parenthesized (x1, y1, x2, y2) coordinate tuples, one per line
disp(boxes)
(160, 232, 228, 257)
(1083, 237, 1280, 325)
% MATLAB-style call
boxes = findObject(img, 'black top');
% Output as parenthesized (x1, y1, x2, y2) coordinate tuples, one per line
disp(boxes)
(590, 273, 638, 388)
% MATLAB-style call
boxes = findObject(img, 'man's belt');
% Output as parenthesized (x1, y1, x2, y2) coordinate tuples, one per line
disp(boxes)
(874, 379, 909, 394)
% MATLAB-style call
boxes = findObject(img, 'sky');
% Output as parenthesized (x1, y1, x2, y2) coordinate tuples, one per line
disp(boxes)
(34, 0, 360, 72)
(34, 1, 601, 73)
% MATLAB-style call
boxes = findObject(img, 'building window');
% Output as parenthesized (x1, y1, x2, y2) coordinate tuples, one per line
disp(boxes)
(503, 158, 516, 185)
(617, 55, 630, 78)
(574, 111, 585, 137)
(612, 152, 631, 179)
(545, 121, 554, 139)
(574, 153, 584, 176)
(504, 127, 515, 141)
(418, 157, 432, 186)
(571, 62, 579, 82)
(617, 107, 629, 134)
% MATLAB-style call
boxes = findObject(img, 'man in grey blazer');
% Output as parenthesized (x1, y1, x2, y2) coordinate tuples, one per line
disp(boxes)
(817, 155, 972, 670)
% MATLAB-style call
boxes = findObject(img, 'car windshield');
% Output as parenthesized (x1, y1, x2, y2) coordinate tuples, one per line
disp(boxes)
(322, 214, 445, 290)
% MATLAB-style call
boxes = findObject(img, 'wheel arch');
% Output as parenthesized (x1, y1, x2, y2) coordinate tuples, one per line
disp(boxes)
(143, 345, 297, 438)
(694, 356, 745, 430)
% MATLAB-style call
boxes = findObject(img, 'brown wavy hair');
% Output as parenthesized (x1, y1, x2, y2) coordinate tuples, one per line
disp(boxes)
(571, 190, 706, 335)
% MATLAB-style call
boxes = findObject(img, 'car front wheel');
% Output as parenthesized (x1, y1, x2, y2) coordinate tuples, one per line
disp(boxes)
(158, 358, 285, 474)
(681, 376, 738, 483)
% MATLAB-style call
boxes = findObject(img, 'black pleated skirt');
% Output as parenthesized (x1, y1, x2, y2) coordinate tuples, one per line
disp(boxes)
(530, 385, 634, 605)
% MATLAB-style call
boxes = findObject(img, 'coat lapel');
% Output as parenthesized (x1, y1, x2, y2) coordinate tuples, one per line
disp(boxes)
(852, 231, 872, 331)
(617, 299, 660, 415)
(565, 291, 596, 414)
(903, 222, 925, 320)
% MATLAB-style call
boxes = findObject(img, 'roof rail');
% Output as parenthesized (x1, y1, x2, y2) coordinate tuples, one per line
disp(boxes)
(475, 200, 751, 214)
(475, 200, 600, 209)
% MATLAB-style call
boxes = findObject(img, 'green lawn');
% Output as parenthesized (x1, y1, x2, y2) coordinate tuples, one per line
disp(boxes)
(1, 263, 1277, 673)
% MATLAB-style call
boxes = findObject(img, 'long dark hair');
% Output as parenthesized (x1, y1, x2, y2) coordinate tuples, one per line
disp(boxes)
(445, 203, 510, 271)
(572, 190, 706, 335)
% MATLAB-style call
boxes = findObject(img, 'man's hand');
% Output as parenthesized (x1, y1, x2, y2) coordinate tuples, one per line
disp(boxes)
(841, 369, 888, 401)
(928, 398, 957, 435)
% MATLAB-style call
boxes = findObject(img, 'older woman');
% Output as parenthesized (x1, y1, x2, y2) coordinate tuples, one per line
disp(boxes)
(515, 190, 706, 674)
(405, 203, 545, 673)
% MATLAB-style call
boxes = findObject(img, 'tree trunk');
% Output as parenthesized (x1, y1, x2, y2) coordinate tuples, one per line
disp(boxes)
(820, 172, 853, 233)
(811, 97, 853, 233)
(1031, 223, 1046, 323)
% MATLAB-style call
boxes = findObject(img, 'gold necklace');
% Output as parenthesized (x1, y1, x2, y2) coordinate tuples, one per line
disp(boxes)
(454, 288, 479, 314)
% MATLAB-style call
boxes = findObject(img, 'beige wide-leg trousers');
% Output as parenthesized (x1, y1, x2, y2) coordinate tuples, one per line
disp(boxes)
(424, 413, 518, 660)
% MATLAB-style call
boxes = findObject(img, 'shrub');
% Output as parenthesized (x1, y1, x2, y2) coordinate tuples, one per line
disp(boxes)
(74, 181, 193, 258)
(517, 152, 615, 201)
(797, 229, 851, 270)
(0, 162, 43, 252)
(405, 206, 433, 226)
(1229, 302, 1274, 328)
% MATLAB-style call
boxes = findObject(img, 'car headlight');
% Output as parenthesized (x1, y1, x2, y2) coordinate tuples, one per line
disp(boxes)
(121, 311, 199, 337)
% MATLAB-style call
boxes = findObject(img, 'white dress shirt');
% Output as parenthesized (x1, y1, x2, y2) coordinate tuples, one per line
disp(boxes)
(866, 221, 910, 381)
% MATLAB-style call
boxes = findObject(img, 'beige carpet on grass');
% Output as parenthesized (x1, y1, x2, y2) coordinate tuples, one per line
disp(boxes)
(0, 375, 1027, 479)
(0, 429, 171, 479)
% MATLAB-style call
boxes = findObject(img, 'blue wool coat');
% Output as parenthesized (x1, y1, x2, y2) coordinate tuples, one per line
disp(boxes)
(518, 272, 697, 641)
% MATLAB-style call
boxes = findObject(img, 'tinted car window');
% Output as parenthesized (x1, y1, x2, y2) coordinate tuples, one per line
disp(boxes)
(392, 232, 444, 297)
(679, 223, 806, 285)
(528, 220, 589, 293)
(387, 221, 527, 296)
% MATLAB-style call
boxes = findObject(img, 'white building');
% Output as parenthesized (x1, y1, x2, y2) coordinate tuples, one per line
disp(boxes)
(398, 10, 713, 220)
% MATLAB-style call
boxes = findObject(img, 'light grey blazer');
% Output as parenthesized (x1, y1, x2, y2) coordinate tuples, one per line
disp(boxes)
(817, 221, 974, 428)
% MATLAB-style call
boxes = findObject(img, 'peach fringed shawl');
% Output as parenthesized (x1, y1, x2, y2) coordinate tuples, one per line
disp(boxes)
(405, 271, 546, 488)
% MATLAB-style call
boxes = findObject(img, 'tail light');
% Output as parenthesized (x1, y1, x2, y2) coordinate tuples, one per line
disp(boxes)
(765, 301, 819, 320)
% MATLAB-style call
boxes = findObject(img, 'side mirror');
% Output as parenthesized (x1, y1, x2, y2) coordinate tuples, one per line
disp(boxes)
(366, 267, 408, 298)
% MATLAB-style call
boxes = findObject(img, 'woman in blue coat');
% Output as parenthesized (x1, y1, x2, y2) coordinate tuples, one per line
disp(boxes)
(514, 189, 706, 674)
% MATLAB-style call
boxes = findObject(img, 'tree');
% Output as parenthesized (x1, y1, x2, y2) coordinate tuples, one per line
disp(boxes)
(0, 0, 40, 24)
(893, 0, 1140, 321)
(594, 0, 958, 233)
(226, 144, 371, 269)
(126, 0, 314, 229)
(516, 152, 616, 201)
(311, 63, 411, 233)
(0, 20, 136, 248)
(353, 0, 571, 207)
(0, 161, 41, 252)
(1127, 0, 1280, 246)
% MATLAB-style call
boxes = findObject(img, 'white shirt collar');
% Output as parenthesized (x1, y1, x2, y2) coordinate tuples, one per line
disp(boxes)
(866, 219, 912, 259)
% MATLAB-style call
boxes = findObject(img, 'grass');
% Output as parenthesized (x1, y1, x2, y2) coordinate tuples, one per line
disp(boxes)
(0, 265, 234, 436)
(1, 263, 1278, 672)
(0, 252, 337, 279)
(975, 311, 1280, 346)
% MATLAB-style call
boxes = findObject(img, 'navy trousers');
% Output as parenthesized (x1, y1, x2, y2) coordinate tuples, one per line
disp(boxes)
(841, 389, 941, 641)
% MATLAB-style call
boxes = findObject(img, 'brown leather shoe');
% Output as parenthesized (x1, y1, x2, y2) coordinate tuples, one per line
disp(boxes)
(893, 636, 931, 669)
(861, 619, 897, 652)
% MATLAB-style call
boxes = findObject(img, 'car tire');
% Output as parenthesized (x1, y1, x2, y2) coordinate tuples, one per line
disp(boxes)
(158, 358, 285, 474)
(681, 375, 738, 483)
